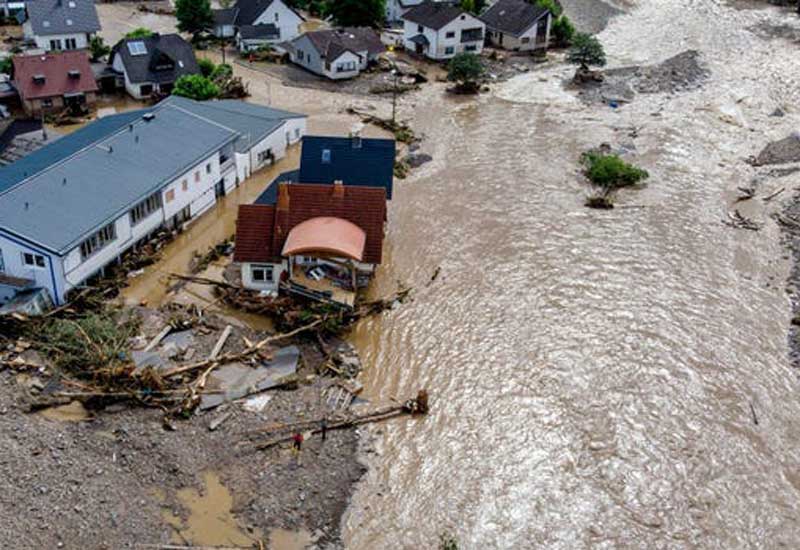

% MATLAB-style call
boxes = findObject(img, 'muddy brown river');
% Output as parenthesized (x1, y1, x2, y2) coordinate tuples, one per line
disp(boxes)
(342, 1, 800, 548)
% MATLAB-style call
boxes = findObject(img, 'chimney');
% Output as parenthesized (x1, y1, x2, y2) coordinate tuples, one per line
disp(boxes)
(332, 179, 344, 198)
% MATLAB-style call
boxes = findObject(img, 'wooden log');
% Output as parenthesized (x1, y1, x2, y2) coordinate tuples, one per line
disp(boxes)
(144, 326, 171, 352)
(209, 325, 232, 360)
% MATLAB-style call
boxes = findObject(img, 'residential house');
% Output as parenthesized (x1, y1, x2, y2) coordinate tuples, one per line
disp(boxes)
(298, 135, 395, 199)
(212, 0, 303, 43)
(0, 96, 306, 306)
(237, 24, 281, 53)
(23, 0, 101, 52)
(13, 50, 98, 115)
(109, 33, 199, 100)
(386, 0, 449, 24)
(481, 0, 552, 51)
(288, 28, 385, 80)
(401, 2, 485, 60)
(235, 182, 387, 307)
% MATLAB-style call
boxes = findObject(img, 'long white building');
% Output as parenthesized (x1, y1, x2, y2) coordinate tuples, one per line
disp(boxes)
(0, 96, 306, 306)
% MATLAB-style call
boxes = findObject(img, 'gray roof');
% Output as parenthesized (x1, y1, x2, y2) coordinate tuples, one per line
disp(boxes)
(402, 2, 467, 31)
(233, 0, 304, 26)
(239, 23, 279, 40)
(480, 0, 549, 37)
(408, 33, 429, 46)
(0, 98, 306, 254)
(213, 7, 239, 26)
(296, 27, 384, 60)
(26, 0, 101, 36)
(109, 34, 199, 85)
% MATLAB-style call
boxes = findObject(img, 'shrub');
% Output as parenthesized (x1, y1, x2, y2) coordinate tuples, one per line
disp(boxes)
(89, 35, 110, 61)
(173, 74, 220, 100)
(125, 27, 154, 39)
(198, 57, 216, 77)
(535, 0, 562, 17)
(551, 15, 575, 47)
(211, 62, 232, 80)
(567, 32, 606, 69)
(582, 152, 649, 190)
(0, 57, 12, 76)
(447, 52, 485, 93)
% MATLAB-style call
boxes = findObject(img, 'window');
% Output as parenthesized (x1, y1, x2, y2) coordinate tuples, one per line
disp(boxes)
(79, 222, 116, 260)
(521, 37, 530, 44)
(294, 128, 300, 138)
(182, 180, 188, 192)
(64, 38, 76, 50)
(465, 45, 477, 51)
(127, 41, 148, 56)
(49, 39, 62, 50)
(22, 252, 46, 268)
(0, 249, 5, 273)
(42, 98, 53, 108)
(165, 189, 175, 203)
(194, 171, 200, 182)
(461, 27, 484, 42)
(417, 24, 423, 33)
(251, 265, 274, 283)
(140, 84, 153, 96)
(130, 191, 162, 225)
(257, 149, 273, 164)
(297, 50, 304, 61)
(445, 31, 455, 39)
(206, 163, 211, 174)
(274, 12, 279, 21)
(336, 61, 356, 72)
(444, 46, 454, 55)
(321, 149, 331, 163)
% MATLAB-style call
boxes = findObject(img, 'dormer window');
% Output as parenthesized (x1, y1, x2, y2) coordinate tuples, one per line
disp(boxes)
(68, 69, 80, 79)
(66, 18, 73, 26)
(68, 1, 76, 6)
(321, 149, 331, 163)
(42, 21, 50, 28)
(32, 74, 45, 84)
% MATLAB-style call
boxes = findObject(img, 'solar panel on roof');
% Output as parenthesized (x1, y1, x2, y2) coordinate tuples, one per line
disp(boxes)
(127, 41, 147, 56)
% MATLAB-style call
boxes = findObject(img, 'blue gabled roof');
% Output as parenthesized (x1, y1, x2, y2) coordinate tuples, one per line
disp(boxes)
(0, 109, 148, 193)
(255, 169, 299, 205)
(298, 136, 395, 199)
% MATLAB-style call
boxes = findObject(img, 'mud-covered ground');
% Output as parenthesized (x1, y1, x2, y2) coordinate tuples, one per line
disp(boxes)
(0, 308, 369, 549)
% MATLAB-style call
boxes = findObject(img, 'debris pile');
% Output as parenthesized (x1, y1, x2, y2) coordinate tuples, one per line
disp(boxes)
(752, 134, 800, 166)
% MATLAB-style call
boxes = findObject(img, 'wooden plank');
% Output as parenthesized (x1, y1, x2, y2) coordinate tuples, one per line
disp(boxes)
(209, 325, 232, 360)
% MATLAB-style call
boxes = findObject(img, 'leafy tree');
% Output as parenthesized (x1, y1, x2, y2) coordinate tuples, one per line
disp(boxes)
(534, 0, 562, 17)
(89, 36, 110, 61)
(551, 15, 575, 47)
(211, 63, 232, 80)
(460, 0, 486, 14)
(582, 152, 649, 190)
(125, 27, 154, 39)
(0, 57, 12, 77)
(173, 74, 220, 100)
(175, 0, 214, 37)
(326, 0, 385, 27)
(567, 32, 606, 69)
(197, 57, 216, 77)
(447, 52, 484, 93)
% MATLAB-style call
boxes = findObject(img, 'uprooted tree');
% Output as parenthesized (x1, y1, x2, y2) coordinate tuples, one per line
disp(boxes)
(581, 152, 649, 208)
(447, 52, 485, 94)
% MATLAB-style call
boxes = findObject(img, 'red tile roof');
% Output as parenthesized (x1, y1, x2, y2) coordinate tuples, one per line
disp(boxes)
(13, 51, 98, 101)
(234, 183, 387, 264)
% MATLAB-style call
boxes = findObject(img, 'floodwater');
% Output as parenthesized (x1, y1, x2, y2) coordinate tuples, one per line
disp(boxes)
(342, 1, 800, 549)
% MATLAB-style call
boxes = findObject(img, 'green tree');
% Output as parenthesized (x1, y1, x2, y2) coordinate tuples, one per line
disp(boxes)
(326, 0, 385, 27)
(534, 0, 562, 17)
(0, 57, 12, 77)
(173, 74, 220, 100)
(175, 0, 214, 37)
(211, 63, 232, 80)
(551, 15, 575, 47)
(197, 57, 216, 77)
(89, 36, 110, 61)
(447, 52, 485, 93)
(581, 152, 649, 209)
(567, 32, 606, 69)
(125, 27, 154, 39)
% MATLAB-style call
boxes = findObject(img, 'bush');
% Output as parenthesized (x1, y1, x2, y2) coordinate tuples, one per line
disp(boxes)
(535, 0, 562, 17)
(447, 52, 484, 93)
(89, 35, 110, 61)
(567, 32, 606, 69)
(197, 57, 216, 77)
(211, 62, 232, 80)
(0, 57, 12, 77)
(125, 27, 154, 39)
(581, 152, 649, 190)
(551, 15, 575, 47)
(173, 74, 220, 100)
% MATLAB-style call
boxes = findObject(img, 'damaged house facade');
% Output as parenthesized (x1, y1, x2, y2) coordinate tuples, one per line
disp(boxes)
(0, 97, 306, 307)
(480, 0, 552, 52)
(288, 28, 385, 80)
(234, 135, 395, 307)
(401, 2, 485, 60)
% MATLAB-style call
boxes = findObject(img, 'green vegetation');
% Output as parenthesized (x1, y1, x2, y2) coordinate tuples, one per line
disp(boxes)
(125, 27, 154, 39)
(0, 57, 12, 76)
(581, 152, 649, 208)
(447, 52, 485, 94)
(534, 0, 562, 16)
(173, 74, 220, 100)
(211, 63, 232, 80)
(325, 0, 385, 27)
(567, 32, 606, 69)
(198, 57, 216, 77)
(551, 15, 575, 47)
(439, 533, 459, 550)
(460, 0, 486, 14)
(176, 0, 214, 37)
(89, 35, 110, 62)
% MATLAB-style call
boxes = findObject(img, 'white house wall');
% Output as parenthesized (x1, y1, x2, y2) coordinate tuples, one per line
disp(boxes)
(241, 260, 286, 292)
(403, 13, 485, 60)
(34, 32, 90, 51)
(0, 230, 65, 305)
(323, 50, 362, 80)
(252, 0, 303, 42)
(489, 14, 551, 51)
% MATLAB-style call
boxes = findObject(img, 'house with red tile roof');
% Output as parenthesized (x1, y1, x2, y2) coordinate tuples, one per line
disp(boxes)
(13, 50, 98, 116)
(234, 181, 387, 307)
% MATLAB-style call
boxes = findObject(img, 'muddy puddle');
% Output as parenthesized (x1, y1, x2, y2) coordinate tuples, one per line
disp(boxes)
(161, 471, 259, 547)
(269, 527, 315, 550)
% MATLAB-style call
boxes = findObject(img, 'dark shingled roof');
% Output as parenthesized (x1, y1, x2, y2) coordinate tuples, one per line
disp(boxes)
(255, 169, 299, 205)
(232, 0, 304, 26)
(402, 2, 467, 31)
(408, 34, 429, 46)
(480, 0, 550, 37)
(300, 27, 385, 60)
(239, 23, 279, 40)
(299, 135, 395, 199)
(26, 0, 101, 36)
(213, 7, 239, 26)
(109, 33, 199, 85)
(235, 183, 387, 264)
